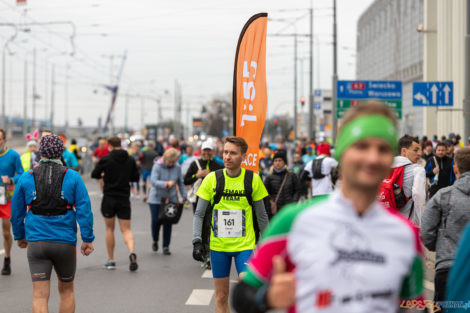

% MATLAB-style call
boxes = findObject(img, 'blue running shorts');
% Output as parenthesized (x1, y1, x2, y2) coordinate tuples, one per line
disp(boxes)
(141, 170, 151, 183)
(209, 249, 253, 279)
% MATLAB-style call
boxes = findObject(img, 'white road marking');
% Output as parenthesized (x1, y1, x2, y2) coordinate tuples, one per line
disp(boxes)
(202, 270, 213, 278)
(201, 270, 239, 283)
(0, 249, 4, 256)
(424, 280, 434, 292)
(185, 289, 214, 306)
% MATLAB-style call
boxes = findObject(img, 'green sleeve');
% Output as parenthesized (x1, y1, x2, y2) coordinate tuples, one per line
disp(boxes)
(399, 256, 424, 299)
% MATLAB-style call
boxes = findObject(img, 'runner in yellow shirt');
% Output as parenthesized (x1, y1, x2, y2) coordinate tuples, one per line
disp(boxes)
(192, 136, 269, 313)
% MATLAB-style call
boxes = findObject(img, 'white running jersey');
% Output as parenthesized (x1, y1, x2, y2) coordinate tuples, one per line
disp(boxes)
(288, 190, 423, 313)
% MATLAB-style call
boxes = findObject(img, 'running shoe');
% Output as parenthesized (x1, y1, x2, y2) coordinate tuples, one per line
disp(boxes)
(1, 258, 11, 275)
(129, 253, 138, 271)
(104, 261, 116, 270)
(163, 247, 171, 255)
(152, 242, 158, 252)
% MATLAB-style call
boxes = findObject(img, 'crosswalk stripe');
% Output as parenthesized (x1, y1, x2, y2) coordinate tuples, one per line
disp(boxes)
(424, 280, 434, 292)
(201, 269, 213, 278)
(0, 249, 4, 256)
(185, 289, 214, 305)
(201, 269, 239, 283)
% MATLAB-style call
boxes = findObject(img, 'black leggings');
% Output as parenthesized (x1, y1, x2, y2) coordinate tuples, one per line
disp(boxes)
(434, 268, 450, 302)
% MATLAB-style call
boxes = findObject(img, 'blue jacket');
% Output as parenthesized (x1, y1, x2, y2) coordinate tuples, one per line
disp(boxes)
(63, 150, 79, 168)
(0, 148, 24, 184)
(148, 161, 187, 204)
(11, 167, 94, 246)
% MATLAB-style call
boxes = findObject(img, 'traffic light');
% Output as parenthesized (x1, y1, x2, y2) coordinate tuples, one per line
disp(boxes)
(273, 119, 278, 125)
(300, 96, 306, 106)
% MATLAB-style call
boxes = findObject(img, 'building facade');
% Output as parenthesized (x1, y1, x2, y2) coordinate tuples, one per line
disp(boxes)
(423, 0, 467, 140)
(356, 0, 424, 136)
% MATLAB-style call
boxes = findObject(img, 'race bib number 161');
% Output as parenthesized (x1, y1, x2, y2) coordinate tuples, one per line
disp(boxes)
(214, 210, 245, 238)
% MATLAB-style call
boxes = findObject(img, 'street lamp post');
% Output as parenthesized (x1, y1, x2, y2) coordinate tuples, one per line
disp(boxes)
(50, 64, 55, 131)
(140, 96, 145, 130)
(331, 0, 338, 144)
(45, 52, 68, 130)
(294, 33, 298, 140)
(464, 0, 470, 143)
(23, 57, 28, 135)
(22, 47, 48, 134)
(1, 24, 17, 129)
(32, 48, 37, 129)
(308, 7, 315, 141)
(124, 93, 129, 132)
(65, 63, 70, 131)
(19, 21, 75, 130)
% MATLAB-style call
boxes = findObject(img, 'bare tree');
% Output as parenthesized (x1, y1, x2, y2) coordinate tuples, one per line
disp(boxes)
(201, 93, 233, 137)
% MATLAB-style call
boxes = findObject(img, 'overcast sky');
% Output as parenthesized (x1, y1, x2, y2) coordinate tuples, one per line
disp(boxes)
(0, 0, 374, 129)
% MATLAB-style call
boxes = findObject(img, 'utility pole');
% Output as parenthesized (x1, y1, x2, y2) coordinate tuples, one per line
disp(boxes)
(268, 20, 309, 140)
(186, 103, 190, 139)
(332, 0, 338, 143)
(141, 96, 145, 130)
(294, 34, 298, 140)
(300, 58, 304, 101)
(32, 48, 37, 129)
(157, 99, 162, 125)
(65, 63, 69, 131)
(50, 64, 55, 130)
(464, 0, 470, 142)
(2, 49, 8, 129)
(308, 6, 315, 141)
(174, 80, 183, 137)
(23, 59, 28, 135)
(44, 52, 67, 127)
(1, 24, 17, 129)
(124, 93, 129, 132)
(179, 91, 184, 137)
(44, 59, 48, 124)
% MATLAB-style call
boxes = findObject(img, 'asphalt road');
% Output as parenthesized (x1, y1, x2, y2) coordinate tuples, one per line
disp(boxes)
(0, 177, 224, 313)
(0, 175, 436, 312)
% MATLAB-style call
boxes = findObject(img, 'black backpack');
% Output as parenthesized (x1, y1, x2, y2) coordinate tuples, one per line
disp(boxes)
(28, 162, 72, 216)
(312, 158, 326, 179)
(201, 169, 260, 253)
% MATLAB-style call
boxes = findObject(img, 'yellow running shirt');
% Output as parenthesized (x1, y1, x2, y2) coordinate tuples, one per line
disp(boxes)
(197, 168, 268, 252)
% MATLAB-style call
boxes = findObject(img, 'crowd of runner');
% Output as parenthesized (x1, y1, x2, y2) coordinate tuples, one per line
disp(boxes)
(1, 102, 470, 312)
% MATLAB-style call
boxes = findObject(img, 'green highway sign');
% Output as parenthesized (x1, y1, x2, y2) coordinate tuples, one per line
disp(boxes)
(336, 99, 402, 119)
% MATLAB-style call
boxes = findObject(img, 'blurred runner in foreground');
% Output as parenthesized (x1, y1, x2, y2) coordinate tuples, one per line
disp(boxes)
(232, 102, 423, 313)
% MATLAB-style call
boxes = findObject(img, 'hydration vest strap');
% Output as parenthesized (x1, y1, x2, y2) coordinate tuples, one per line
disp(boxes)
(27, 204, 73, 210)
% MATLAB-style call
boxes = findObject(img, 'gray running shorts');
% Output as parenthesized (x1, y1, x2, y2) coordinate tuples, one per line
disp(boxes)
(27, 241, 76, 282)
